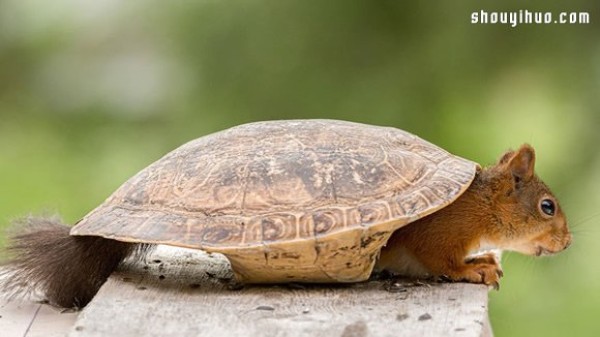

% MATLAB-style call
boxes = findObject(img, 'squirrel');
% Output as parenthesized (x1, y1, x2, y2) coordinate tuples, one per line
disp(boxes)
(0, 144, 571, 308)
(376, 144, 572, 288)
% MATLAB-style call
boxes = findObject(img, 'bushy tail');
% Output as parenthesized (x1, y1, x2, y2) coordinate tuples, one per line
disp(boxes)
(1, 216, 148, 308)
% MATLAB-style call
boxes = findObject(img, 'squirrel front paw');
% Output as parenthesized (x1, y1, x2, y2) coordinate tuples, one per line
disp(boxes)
(444, 256, 503, 290)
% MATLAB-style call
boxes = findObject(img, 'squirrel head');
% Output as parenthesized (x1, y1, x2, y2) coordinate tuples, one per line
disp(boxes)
(482, 144, 572, 256)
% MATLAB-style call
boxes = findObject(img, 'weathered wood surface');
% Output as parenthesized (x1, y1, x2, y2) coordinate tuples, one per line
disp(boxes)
(69, 246, 492, 337)
(0, 295, 78, 337)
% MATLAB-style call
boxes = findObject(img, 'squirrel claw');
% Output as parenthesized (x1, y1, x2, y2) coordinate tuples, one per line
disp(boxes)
(444, 260, 503, 289)
(439, 274, 452, 282)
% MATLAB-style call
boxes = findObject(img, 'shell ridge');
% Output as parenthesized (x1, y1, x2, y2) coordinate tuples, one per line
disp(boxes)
(71, 120, 478, 254)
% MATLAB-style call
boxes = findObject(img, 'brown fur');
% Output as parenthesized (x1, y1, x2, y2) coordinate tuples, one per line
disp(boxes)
(377, 144, 572, 288)
(1, 216, 150, 308)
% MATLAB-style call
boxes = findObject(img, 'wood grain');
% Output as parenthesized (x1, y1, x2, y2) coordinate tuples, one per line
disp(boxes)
(69, 246, 492, 337)
(0, 298, 78, 337)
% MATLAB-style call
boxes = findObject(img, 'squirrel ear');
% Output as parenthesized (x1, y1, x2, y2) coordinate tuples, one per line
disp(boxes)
(507, 144, 536, 182)
(497, 149, 515, 165)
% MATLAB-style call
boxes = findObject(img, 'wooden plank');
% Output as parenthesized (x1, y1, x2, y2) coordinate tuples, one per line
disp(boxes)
(0, 299, 40, 337)
(0, 298, 78, 337)
(0, 270, 79, 337)
(26, 305, 79, 337)
(70, 246, 492, 337)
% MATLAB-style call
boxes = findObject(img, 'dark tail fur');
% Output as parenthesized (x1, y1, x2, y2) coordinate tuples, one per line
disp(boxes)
(1, 216, 148, 308)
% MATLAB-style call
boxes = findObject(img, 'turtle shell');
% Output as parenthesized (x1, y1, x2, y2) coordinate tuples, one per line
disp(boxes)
(71, 120, 477, 283)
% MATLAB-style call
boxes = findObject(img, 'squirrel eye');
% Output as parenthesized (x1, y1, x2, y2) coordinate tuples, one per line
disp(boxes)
(540, 199, 556, 216)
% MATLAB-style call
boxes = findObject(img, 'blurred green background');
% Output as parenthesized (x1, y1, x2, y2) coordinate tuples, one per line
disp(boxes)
(1, 0, 598, 335)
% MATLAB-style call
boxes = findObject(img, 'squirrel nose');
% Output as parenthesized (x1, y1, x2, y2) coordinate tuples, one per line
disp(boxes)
(564, 233, 573, 249)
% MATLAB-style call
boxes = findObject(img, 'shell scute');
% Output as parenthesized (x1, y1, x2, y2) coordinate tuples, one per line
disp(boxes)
(71, 120, 477, 268)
